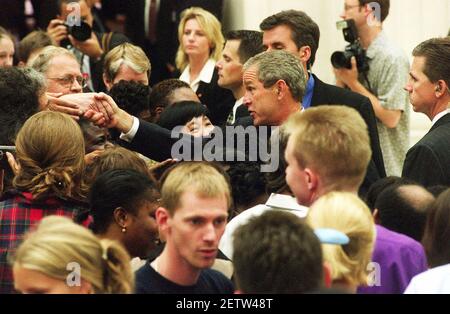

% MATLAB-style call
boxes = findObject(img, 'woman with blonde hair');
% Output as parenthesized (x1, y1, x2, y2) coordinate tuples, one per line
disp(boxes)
(176, 7, 234, 126)
(12, 216, 133, 294)
(0, 111, 89, 294)
(307, 192, 376, 293)
(0, 26, 14, 67)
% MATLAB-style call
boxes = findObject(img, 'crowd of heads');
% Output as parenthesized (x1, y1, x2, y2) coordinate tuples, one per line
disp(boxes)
(1, 1, 450, 295)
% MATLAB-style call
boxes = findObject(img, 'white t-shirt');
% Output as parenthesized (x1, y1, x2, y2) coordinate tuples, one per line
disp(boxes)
(404, 263, 450, 294)
(219, 194, 308, 260)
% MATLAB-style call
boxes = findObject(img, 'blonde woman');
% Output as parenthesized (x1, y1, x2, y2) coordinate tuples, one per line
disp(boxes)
(307, 192, 376, 293)
(0, 111, 89, 294)
(12, 216, 133, 294)
(0, 26, 15, 67)
(176, 7, 234, 126)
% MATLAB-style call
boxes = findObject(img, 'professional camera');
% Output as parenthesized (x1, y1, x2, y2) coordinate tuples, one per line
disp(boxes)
(65, 20, 92, 42)
(331, 19, 369, 73)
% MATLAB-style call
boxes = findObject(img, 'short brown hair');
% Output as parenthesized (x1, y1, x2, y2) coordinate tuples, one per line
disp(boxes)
(160, 162, 231, 215)
(359, 0, 390, 22)
(18, 30, 54, 64)
(260, 10, 320, 68)
(412, 37, 450, 88)
(284, 106, 371, 192)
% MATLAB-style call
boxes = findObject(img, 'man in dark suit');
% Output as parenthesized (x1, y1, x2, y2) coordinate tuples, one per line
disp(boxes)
(125, 0, 223, 85)
(402, 37, 450, 187)
(260, 10, 385, 195)
(216, 30, 264, 125)
(86, 49, 306, 169)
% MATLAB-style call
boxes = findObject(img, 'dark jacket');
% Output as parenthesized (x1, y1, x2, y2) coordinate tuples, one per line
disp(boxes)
(402, 113, 450, 187)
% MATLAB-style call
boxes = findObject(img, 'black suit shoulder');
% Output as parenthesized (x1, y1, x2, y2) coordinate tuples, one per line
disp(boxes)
(402, 114, 450, 187)
(197, 69, 235, 126)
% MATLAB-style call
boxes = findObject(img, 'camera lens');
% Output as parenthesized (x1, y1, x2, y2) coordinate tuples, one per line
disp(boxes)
(67, 21, 92, 42)
(331, 51, 353, 69)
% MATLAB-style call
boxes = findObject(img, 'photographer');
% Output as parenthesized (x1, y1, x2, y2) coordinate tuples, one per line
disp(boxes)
(333, 0, 410, 176)
(46, 0, 129, 92)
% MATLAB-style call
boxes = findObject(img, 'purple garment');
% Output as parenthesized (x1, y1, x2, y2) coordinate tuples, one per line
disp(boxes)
(358, 225, 428, 294)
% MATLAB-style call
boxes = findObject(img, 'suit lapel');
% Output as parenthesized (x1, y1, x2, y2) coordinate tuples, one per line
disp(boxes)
(429, 113, 450, 133)
(310, 74, 329, 107)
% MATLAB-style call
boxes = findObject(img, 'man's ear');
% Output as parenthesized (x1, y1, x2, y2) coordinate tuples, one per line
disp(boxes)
(274, 80, 288, 99)
(304, 168, 318, 192)
(103, 73, 112, 91)
(156, 207, 170, 232)
(435, 80, 448, 97)
(298, 46, 312, 65)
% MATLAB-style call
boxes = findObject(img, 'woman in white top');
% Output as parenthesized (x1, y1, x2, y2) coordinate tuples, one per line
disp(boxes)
(175, 7, 235, 126)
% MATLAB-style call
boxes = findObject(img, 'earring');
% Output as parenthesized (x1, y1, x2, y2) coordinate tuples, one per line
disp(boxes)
(121, 227, 126, 233)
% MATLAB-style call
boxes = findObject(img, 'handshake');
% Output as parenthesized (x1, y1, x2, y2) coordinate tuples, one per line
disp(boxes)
(46, 92, 134, 133)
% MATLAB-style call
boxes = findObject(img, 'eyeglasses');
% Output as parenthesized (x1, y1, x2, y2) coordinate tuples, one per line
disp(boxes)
(47, 75, 87, 89)
(344, 4, 361, 11)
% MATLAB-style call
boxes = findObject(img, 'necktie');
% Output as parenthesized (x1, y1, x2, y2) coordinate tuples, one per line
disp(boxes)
(148, 0, 157, 43)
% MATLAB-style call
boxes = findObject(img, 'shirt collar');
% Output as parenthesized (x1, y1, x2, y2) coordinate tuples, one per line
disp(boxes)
(432, 109, 450, 126)
(179, 59, 216, 86)
(302, 72, 315, 109)
(265, 193, 308, 217)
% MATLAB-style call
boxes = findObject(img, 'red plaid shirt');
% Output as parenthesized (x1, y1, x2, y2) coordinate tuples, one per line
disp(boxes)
(0, 190, 89, 294)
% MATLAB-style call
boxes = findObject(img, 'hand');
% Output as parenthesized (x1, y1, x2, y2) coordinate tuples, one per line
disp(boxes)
(89, 93, 133, 132)
(47, 93, 84, 119)
(148, 159, 178, 180)
(69, 32, 103, 59)
(6, 152, 20, 176)
(333, 57, 359, 88)
(59, 92, 102, 112)
(47, 19, 68, 46)
(84, 149, 103, 165)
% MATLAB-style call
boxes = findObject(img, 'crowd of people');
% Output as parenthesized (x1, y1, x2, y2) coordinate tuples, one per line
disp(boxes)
(1, 0, 450, 294)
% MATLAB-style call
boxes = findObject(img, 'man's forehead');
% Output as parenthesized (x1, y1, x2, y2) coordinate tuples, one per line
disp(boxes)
(263, 25, 293, 41)
(243, 66, 259, 82)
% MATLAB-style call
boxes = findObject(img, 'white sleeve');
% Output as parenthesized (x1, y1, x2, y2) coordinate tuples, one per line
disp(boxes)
(119, 116, 140, 142)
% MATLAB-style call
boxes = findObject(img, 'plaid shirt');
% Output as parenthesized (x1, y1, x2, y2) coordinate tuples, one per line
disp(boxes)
(0, 190, 89, 294)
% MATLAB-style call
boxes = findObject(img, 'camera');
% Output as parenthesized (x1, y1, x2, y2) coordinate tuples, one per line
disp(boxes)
(0, 146, 16, 174)
(331, 19, 369, 73)
(65, 20, 92, 42)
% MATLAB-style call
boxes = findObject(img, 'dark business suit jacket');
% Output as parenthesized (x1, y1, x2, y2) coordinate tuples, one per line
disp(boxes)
(310, 74, 385, 196)
(402, 113, 450, 187)
(196, 69, 235, 127)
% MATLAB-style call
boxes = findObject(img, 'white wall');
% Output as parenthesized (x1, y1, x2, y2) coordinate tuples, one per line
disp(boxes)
(223, 0, 450, 146)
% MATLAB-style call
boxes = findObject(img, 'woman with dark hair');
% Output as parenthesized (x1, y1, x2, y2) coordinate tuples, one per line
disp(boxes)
(421, 188, 450, 268)
(89, 169, 160, 260)
(156, 101, 214, 137)
(0, 111, 89, 294)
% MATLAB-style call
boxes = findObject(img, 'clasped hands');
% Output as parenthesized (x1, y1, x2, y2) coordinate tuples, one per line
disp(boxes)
(46, 92, 121, 129)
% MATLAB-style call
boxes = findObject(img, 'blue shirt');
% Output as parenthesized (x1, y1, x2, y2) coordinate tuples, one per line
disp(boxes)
(302, 73, 315, 109)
